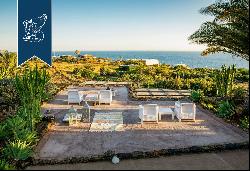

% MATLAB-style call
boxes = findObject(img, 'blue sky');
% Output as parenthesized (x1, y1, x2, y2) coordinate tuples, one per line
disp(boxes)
(0, 0, 214, 51)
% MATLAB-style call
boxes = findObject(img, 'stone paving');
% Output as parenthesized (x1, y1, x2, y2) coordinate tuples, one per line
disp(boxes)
(35, 86, 249, 160)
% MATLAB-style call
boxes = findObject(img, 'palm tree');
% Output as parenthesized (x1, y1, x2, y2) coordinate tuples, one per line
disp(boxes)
(189, 0, 249, 61)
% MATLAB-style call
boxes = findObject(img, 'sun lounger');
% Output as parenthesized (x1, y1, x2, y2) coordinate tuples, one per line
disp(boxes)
(68, 90, 83, 105)
(174, 101, 196, 122)
(99, 90, 112, 105)
(139, 104, 159, 124)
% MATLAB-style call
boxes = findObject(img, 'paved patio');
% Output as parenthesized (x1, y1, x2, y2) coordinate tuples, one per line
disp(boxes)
(35, 86, 249, 160)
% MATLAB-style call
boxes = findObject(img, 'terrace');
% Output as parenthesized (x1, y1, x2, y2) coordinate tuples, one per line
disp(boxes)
(34, 85, 249, 163)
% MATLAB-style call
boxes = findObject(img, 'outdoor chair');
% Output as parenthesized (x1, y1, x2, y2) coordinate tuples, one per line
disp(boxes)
(98, 90, 112, 105)
(174, 101, 196, 122)
(68, 90, 83, 105)
(68, 114, 80, 125)
(139, 104, 159, 124)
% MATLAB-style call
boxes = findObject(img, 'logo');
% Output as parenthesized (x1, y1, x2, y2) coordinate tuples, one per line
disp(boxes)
(23, 14, 48, 43)
(18, 0, 52, 66)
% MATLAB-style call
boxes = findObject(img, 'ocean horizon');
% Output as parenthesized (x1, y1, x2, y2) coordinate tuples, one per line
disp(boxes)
(54, 51, 249, 69)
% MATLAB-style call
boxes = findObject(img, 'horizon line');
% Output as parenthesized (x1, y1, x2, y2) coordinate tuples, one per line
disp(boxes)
(4, 50, 204, 53)
(52, 50, 203, 52)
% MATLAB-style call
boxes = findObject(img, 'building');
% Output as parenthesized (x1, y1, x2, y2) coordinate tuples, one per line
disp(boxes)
(128, 59, 160, 66)
(144, 59, 160, 66)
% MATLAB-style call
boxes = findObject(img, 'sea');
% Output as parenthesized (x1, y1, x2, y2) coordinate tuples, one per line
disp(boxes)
(54, 51, 249, 69)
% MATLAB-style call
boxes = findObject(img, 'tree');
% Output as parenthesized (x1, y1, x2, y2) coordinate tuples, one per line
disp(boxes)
(0, 50, 17, 79)
(189, 0, 249, 61)
(74, 50, 81, 57)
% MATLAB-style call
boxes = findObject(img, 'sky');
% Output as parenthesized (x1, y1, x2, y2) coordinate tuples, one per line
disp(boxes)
(0, 0, 215, 52)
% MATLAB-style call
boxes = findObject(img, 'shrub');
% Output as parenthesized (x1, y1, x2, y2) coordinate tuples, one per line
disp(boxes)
(200, 96, 219, 112)
(4, 111, 38, 146)
(173, 75, 182, 90)
(3, 140, 32, 161)
(231, 87, 246, 105)
(152, 80, 168, 89)
(80, 69, 96, 79)
(191, 90, 203, 102)
(100, 66, 116, 76)
(14, 129, 38, 145)
(72, 68, 80, 75)
(42, 82, 60, 102)
(0, 123, 8, 141)
(240, 116, 249, 130)
(0, 79, 20, 121)
(0, 50, 17, 79)
(217, 100, 235, 119)
(183, 79, 191, 89)
(236, 68, 249, 82)
(189, 78, 213, 91)
(15, 103, 42, 131)
(201, 102, 217, 112)
(94, 75, 106, 81)
(0, 159, 15, 170)
(5, 116, 27, 140)
(0, 79, 19, 105)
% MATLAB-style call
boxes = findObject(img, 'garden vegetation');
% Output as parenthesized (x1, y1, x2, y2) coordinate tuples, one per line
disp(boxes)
(0, 48, 249, 169)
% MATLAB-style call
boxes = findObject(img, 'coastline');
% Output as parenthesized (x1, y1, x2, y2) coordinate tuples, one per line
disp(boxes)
(53, 51, 249, 69)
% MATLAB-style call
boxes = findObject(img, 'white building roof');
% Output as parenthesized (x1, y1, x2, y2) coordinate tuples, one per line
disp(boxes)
(127, 58, 160, 65)
(144, 59, 160, 65)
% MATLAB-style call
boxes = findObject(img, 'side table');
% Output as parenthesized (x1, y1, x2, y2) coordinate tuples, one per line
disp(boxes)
(158, 107, 175, 121)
